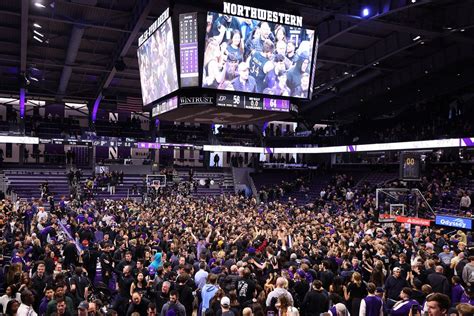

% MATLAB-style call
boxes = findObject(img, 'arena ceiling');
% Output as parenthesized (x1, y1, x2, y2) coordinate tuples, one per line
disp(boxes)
(0, 0, 473, 122)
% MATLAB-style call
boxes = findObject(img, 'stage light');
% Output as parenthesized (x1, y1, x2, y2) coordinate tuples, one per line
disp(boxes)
(361, 8, 370, 17)
(33, 23, 42, 28)
(412, 35, 421, 41)
(343, 71, 349, 75)
(33, 35, 43, 43)
(34, 2, 46, 8)
(411, 0, 416, 3)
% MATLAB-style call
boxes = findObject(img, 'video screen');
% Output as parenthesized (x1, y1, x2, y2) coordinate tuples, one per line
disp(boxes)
(137, 18, 179, 106)
(202, 12, 315, 99)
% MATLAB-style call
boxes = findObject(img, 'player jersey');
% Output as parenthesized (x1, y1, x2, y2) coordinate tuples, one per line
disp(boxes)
(249, 52, 269, 93)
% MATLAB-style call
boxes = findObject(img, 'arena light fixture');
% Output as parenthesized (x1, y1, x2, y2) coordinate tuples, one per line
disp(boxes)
(34, 2, 46, 8)
(33, 23, 42, 28)
(33, 30, 44, 37)
(460, 29, 465, 32)
(361, 8, 370, 17)
(412, 35, 421, 41)
(33, 35, 43, 43)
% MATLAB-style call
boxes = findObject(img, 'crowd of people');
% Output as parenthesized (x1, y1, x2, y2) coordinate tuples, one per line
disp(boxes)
(203, 13, 314, 98)
(0, 169, 472, 316)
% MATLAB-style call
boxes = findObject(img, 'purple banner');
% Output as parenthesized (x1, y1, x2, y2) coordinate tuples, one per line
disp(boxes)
(347, 145, 356, 152)
(462, 138, 474, 147)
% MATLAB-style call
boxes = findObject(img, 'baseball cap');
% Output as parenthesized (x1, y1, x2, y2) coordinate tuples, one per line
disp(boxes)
(393, 267, 401, 273)
(221, 296, 230, 307)
(78, 301, 89, 310)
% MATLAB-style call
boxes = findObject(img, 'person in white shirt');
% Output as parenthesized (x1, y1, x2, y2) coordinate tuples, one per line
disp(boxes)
(460, 193, 471, 209)
(320, 189, 326, 199)
(36, 207, 48, 223)
(0, 285, 22, 314)
(17, 290, 37, 316)
(346, 189, 354, 201)
(266, 277, 294, 307)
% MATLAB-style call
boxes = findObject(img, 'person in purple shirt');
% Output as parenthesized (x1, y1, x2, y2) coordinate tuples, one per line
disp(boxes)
(39, 285, 55, 316)
(10, 248, 27, 268)
(360, 283, 383, 316)
(451, 276, 465, 305)
(390, 288, 420, 316)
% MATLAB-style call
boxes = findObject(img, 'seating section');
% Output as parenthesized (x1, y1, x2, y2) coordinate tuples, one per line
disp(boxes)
(251, 169, 332, 204)
(4, 170, 143, 200)
(355, 171, 399, 189)
(176, 169, 235, 196)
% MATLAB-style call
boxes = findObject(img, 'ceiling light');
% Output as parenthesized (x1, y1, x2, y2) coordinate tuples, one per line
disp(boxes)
(34, 2, 46, 8)
(387, 87, 391, 90)
(343, 71, 349, 75)
(360, 98, 364, 102)
(361, 8, 370, 17)
(420, 41, 425, 45)
(33, 30, 44, 37)
(460, 29, 465, 32)
(33, 23, 42, 28)
(33, 35, 43, 43)
(424, 70, 429, 74)
(29, 76, 39, 82)
(411, 0, 416, 3)
(457, 73, 461, 76)
(412, 35, 421, 41)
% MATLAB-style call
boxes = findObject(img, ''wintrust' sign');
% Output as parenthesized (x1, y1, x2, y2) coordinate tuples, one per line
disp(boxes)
(179, 96, 214, 106)
(435, 215, 472, 230)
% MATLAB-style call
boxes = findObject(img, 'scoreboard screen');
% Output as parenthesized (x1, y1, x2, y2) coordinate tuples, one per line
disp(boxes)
(216, 93, 290, 112)
(400, 152, 421, 181)
(179, 13, 199, 87)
